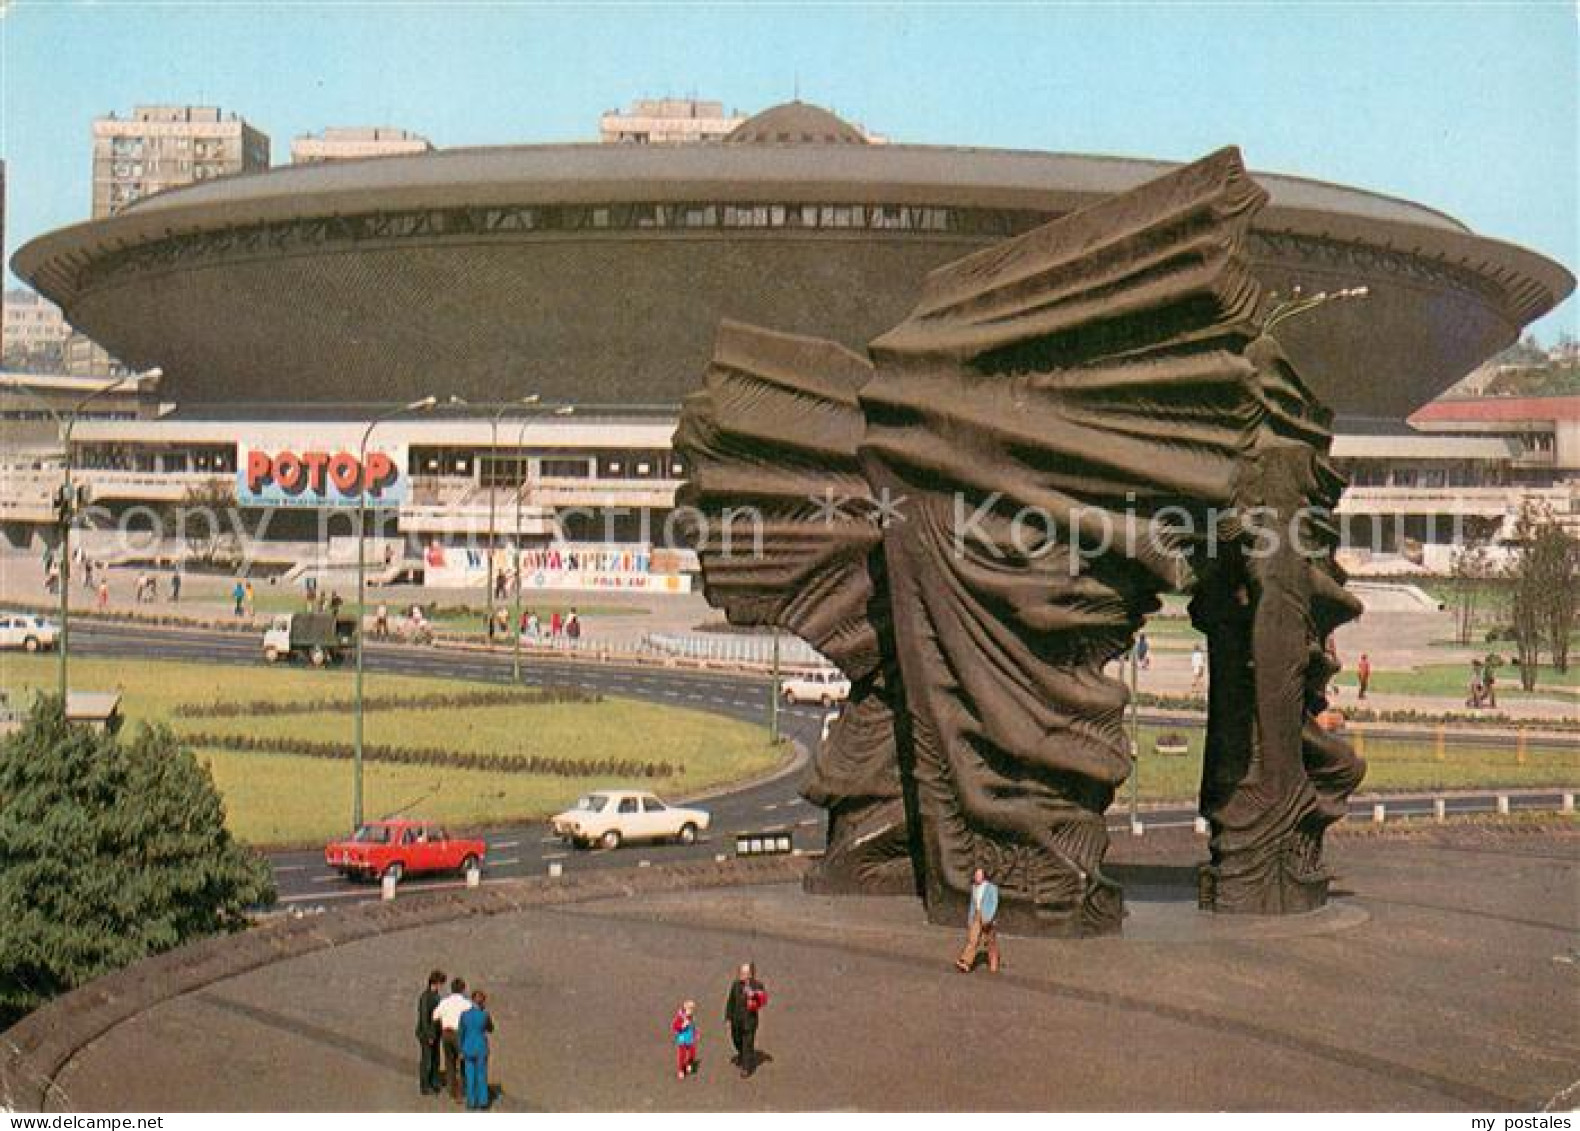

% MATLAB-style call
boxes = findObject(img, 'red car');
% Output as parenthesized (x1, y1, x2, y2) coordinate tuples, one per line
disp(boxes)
(324, 820, 487, 882)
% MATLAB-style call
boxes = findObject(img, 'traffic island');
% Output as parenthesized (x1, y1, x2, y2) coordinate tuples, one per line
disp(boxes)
(4, 824, 1576, 1112)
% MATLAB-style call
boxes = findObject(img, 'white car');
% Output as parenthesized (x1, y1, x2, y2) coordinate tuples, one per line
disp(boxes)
(782, 667, 851, 706)
(0, 613, 59, 653)
(550, 789, 711, 851)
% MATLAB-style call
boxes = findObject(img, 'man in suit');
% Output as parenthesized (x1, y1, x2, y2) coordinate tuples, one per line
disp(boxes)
(955, 867, 1001, 973)
(724, 962, 768, 1078)
(416, 969, 446, 1095)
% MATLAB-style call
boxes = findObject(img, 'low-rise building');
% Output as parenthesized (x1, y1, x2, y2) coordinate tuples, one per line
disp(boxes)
(291, 127, 433, 164)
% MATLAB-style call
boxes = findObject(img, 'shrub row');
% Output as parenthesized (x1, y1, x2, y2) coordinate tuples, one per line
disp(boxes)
(1130, 689, 1579, 732)
(184, 730, 678, 778)
(173, 684, 599, 719)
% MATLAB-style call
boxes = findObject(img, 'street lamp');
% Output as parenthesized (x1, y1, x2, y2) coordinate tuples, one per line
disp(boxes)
(488, 396, 541, 644)
(18, 373, 137, 701)
(353, 395, 439, 830)
(512, 403, 573, 683)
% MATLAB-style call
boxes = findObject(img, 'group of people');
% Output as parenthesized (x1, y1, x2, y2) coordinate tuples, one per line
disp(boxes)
(665, 963, 773, 1083)
(417, 973, 496, 1110)
(484, 606, 583, 644)
(1467, 657, 1500, 709)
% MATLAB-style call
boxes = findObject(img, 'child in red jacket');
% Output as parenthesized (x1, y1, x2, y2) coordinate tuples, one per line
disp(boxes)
(672, 999, 698, 1079)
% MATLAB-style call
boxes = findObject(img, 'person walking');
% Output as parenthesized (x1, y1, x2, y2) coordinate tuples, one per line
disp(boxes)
(1135, 631, 1150, 670)
(375, 603, 390, 639)
(232, 579, 246, 617)
(1356, 653, 1372, 700)
(432, 976, 473, 1104)
(1482, 660, 1498, 709)
(724, 962, 768, 1078)
(566, 608, 582, 642)
(458, 989, 495, 1111)
(1189, 642, 1206, 692)
(244, 580, 256, 617)
(672, 999, 699, 1080)
(96, 577, 110, 612)
(549, 610, 563, 639)
(416, 969, 446, 1096)
(170, 569, 182, 603)
(955, 866, 1002, 973)
(329, 591, 344, 616)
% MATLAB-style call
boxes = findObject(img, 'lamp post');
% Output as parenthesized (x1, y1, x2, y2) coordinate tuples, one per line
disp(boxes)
(769, 627, 782, 743)
(354, 395, 438, 830)
(512, 404, 573, 683)
(487, 396, 540, 645)
(19, 374, 136, 701)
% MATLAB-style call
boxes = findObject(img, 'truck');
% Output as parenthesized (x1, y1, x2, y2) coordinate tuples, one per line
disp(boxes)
(262, 612, 357, 666)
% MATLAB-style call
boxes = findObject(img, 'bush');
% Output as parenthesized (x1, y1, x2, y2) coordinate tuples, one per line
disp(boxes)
(0, 697, 275, 1027)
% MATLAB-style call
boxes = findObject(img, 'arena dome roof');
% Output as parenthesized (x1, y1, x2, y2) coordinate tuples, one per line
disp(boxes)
(726, 100, 869, 145)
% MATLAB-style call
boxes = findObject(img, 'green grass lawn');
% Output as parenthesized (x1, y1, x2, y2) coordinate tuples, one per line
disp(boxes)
(1330, 661, 1579, 701)
(0, 655, 779, 846)
(1121, 725, 1578, 802)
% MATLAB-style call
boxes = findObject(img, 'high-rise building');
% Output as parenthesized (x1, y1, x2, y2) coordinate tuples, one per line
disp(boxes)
(91, 105, 270, 218)
(291, 126, 433, 164)
(599, 98, 745, 143)
(2, 290, 71, 369)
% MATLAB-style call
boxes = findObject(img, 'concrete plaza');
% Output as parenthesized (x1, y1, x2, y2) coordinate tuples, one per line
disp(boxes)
(32, 824, 1580, 1112)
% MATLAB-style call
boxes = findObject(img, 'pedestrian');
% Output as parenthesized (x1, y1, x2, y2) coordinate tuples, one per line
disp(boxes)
(566, 608, 582, 642)
(1482, 661, 1498, 709)
(96, 577, 110, 611)
(244, 580, 256, 616)
(375, 603, 389, 639)
(170, 569, 182, 603)
(458, 989, 495, 1111)
(672, 999, 699, 1080)
(416, 969, 446, 1096)
(1189, 642, 1206, 692)
(525, 610, 540, 641)
(724, 962, 768, 1078)
(431, 976, 472, 1104)
(1467, 659, 1486, 709)
(232, 579, 246, 617)
(550, 610, 563, 639)
(329, 591, 343, 616)
(1356, 652, 1372, 700)
(955, 866, 1002, 973)
(1135, 631, 1150, 670)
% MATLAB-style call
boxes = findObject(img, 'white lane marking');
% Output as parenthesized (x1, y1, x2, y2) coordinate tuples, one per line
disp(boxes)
(310, 874, 343, 884)
(539, 836, 561, 845)
(492, 856, 521, 866)
(274, 865, 306, 873)
(543, 852, 569, 861)
(798, 819, 819, 828)
(492, 839, 520, 849)
(763, 803, 780, 811)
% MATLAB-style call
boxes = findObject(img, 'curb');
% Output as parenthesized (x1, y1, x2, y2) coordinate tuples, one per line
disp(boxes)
(0, 855, 810, 1113)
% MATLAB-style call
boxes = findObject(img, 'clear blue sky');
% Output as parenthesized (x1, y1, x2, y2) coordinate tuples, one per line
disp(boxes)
(2, 1, 1575, 338)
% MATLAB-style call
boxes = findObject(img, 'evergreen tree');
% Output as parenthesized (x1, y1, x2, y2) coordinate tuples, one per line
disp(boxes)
(0, 697, 275, 1027)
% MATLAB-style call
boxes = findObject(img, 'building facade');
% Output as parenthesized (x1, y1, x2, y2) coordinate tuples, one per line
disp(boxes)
(598, 98, 744, 143)
(91, 105, 271, 218)
(1, 290, 70, 370)
(290, 127, 433, 164)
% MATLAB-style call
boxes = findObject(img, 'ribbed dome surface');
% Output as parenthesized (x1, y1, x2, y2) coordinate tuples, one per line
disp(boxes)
(726, 101, 868, 145)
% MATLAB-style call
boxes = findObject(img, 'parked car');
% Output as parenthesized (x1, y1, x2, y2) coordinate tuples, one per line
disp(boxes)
(324, 819, 487, 881)
(782, 667, 851, 706)
(0, 612, 59, 653)
(262, 612, 356, 666)
(550, 789, 711, 851)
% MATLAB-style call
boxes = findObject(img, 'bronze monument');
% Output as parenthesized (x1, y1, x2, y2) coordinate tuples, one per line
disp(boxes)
(676, 147, 1365, 935)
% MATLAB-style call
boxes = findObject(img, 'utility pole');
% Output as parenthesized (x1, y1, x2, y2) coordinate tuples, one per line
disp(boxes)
(354, 395, 438, 829)
(20, 375, 135, 701)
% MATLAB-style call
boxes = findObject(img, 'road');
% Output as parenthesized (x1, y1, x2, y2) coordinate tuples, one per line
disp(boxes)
(72, 620, 1575, 907)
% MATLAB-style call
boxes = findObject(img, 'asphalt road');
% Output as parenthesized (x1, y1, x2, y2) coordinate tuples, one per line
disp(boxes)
(71, 620, 1576, 907)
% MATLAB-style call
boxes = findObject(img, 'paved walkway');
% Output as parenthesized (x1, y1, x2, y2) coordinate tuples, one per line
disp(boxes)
(41, 826, 1580, 1111)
